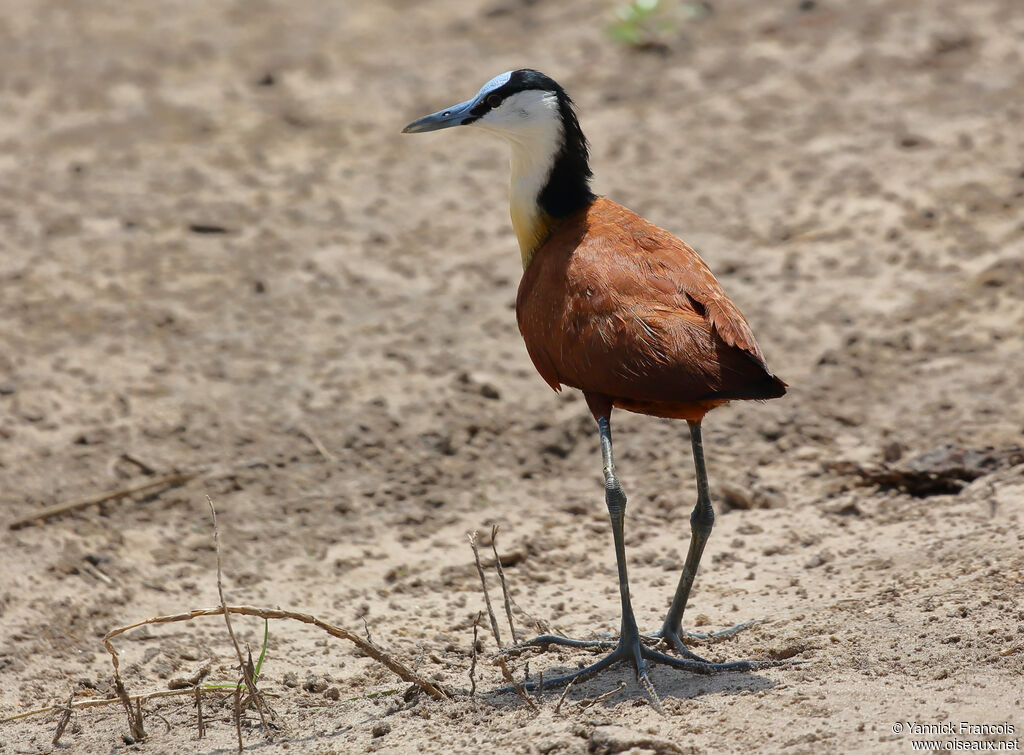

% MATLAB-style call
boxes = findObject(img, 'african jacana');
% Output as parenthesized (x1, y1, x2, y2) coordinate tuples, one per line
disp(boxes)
(403, 70, 787, 693)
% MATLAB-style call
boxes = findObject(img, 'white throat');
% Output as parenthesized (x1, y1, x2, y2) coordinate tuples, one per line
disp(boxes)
(473, 90, 564, 266)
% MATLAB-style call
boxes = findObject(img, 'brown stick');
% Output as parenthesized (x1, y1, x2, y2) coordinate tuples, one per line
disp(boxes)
(489, 525, 519, 645)
(469, 612, 481, 698)
(496, 658, 538, 712)
(207, 497, 271, 734)
(194, 685, 205, 740)
(7, 472, 198, 530)
(233, 684, 243, 752)
(114, 672, 146, 741)
(295, 426, 336, 462)
(468, 531, 502, 648)
(51, 692, 74, 746)
(102, 605, 449, 701)
(168, 662, 212, 690)
(579, 681, 627, 709)
(149, 708, 172, 734)
(120, 452, 159, 475)
(553, 677, 576, 714)
(1, 686, 272, 724)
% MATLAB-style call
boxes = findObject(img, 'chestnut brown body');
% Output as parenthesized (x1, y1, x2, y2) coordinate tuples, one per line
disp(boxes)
(517, 198, 786, 422)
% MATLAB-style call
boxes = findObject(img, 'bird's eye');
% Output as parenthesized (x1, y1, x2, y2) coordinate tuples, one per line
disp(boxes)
(486, 94, 502, 108)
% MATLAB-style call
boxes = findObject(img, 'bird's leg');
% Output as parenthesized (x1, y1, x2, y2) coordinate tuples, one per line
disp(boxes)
(654, 420, 755, 660)
(598, 415, 646, 671)
(655, 420, 714, 659)
(506, 414, 647, 690)
(503, 414, 773, 696)
(501, 416, 642, 650)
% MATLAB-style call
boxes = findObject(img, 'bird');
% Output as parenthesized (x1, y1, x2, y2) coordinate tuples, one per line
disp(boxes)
(403, 69, 787, 693)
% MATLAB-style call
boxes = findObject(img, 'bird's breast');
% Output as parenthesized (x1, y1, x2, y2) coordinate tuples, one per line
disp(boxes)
(510, 202, 555, 269)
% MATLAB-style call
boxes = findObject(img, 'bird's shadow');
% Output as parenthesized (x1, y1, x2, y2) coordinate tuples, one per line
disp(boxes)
(481, 657, 781, 710)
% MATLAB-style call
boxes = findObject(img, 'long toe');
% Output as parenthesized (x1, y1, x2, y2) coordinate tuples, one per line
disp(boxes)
(656, 627, 712, 663)
(500, 633, 617, 656)
(682, 619, 762, 642)
(641, 645, 804, 675)
(652, 618, 763, 661)
(514, 643, 630, 692)
(640, 645, 767, 675)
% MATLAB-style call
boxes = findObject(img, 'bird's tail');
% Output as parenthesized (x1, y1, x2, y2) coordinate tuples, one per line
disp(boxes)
(710, 373, 787, 402)
(748, 373, 788, 400)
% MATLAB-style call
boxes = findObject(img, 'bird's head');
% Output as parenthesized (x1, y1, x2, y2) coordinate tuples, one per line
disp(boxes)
(403, 69, 594, 266)
(402, 69, 566, 140)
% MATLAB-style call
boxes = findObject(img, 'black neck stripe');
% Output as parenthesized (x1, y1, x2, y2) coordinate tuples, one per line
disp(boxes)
(464, 69, 596, 217)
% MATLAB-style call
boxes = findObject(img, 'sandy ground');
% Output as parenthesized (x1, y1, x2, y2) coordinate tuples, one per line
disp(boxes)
(1, 0, 1023, 753)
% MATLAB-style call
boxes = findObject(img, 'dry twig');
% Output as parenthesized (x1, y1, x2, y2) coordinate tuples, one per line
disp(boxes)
(120, 452, 159, 475)
(168, 662, 213, 690)
(469, 612, 481, 698)
(7, 459, 265, 530)
(496, 658, 538, 712)
(51, 692, 75, 747)
(489, 525, 518, 645)
(579, 681, 628, 710)
(80, 560, 115, 586)
(509, 598, 550, 636)
(295, 426, 337, 462)
(102, 605, 448, 701)
(207, 497, 272, 735)
(194, 686, 205, 740)
(468, 531, 502, 647)
(1, 687, 270, 724)
(114, 673, 146, 742)
(553, 678, 576, 714)
(233, 684, 243, 752)
(149, 709, 172, 734)
(8, 472, 198, 530)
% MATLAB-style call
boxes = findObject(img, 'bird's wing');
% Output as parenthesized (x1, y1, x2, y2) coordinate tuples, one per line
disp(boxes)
(630, 226, 768, 368)
(574, 199, 770, 366)
(563, 242, 764, 401)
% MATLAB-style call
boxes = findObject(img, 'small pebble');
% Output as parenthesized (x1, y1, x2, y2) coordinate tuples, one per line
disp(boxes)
(303, 675, 328, 693)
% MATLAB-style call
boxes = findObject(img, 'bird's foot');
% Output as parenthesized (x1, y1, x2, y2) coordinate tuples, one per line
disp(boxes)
(498, 628, 782, 697)
(647, 619, 763, 663)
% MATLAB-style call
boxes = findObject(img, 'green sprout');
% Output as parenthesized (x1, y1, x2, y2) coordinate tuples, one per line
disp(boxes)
(204, 619, 270, 692)
(607, 0, 710, 51)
